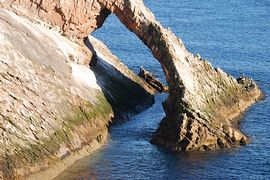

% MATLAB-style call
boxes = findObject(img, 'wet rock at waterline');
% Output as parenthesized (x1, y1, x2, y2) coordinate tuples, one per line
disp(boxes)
(0, 0, 264, 179)
(0, 9, 154, 179)
(92, 0, 262, 151)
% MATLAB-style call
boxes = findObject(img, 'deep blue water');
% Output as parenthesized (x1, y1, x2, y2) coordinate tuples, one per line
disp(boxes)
(56, 0, 270, 179)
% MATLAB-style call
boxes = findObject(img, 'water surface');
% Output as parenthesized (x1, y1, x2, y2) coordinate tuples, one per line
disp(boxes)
(56, 0, 270, 179)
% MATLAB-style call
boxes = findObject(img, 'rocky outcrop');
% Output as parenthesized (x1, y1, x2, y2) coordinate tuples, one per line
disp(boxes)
(97, 0, 263, 151)
(87, 36, 155, 120)
(1, 0, 111, 65)
(1, 0, 109, 41)
(0, 0, 263, 178)
(47, 0, 262, 151)
(0, 9, 154, 179)
(138, 67, 168, 93)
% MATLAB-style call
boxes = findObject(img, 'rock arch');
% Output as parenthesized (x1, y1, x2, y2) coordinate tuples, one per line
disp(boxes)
(3, 0, 262, 151)
(90, 0, 262, 151)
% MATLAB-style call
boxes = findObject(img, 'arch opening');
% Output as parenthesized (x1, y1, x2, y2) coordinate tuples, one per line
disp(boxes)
(1, 0, 262, 151)
(91, 14, 166, 84)
(85, 0, 262, 151)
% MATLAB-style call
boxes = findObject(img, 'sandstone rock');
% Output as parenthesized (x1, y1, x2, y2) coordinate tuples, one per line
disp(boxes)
(2, 0, 263, 151)
(0, 9, 153, 179)
(0, 0, 264, 178)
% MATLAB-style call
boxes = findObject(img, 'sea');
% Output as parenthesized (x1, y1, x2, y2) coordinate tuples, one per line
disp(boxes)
(55, 0, 270, 179)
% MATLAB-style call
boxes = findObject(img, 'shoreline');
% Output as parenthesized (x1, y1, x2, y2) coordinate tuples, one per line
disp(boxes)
(25, 128, 109, 180)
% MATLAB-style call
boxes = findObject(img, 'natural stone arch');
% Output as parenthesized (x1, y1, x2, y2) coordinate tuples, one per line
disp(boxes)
(2, 0, 262, 151)
(91, 0, 262, 151)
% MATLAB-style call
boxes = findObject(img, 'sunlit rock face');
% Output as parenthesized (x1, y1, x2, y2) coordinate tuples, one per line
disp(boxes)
(2, 0, 263, 152)
(0, 7, 154, 179)
(1, 0, 111, 65)
(1, 0, 110, 40)
(0, 0, 263, 178)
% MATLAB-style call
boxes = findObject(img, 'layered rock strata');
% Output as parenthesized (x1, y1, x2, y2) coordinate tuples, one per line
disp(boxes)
(0, 0, 264, 178)
(2, 0, 263, 151)
(0, 9, 154, 179)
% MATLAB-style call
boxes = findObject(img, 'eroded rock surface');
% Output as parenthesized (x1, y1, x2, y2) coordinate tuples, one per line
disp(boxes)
(2, 0, 263, 152)
(87, 0, 262, 151)
(1, 0, 110, 41)
(0, 9, 153, 179)
(0, 0, 264, 178)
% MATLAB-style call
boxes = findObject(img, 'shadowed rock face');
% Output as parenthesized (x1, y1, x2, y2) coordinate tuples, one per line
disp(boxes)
(2, 0, 263, 152)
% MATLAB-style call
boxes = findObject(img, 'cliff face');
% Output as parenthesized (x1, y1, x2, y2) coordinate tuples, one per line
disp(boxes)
(1, 0, 111, 66)
(1, 0, 109, 40)
(0, 0, 263, 178)
(0, 8, 154, 179)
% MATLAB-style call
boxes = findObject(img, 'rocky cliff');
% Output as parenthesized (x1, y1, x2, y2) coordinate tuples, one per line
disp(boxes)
(0, 0, 263, 179)
(0, 6, 154, 179)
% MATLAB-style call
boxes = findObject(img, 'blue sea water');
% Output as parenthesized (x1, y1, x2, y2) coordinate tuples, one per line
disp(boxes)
(55, 0, 270, 179)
